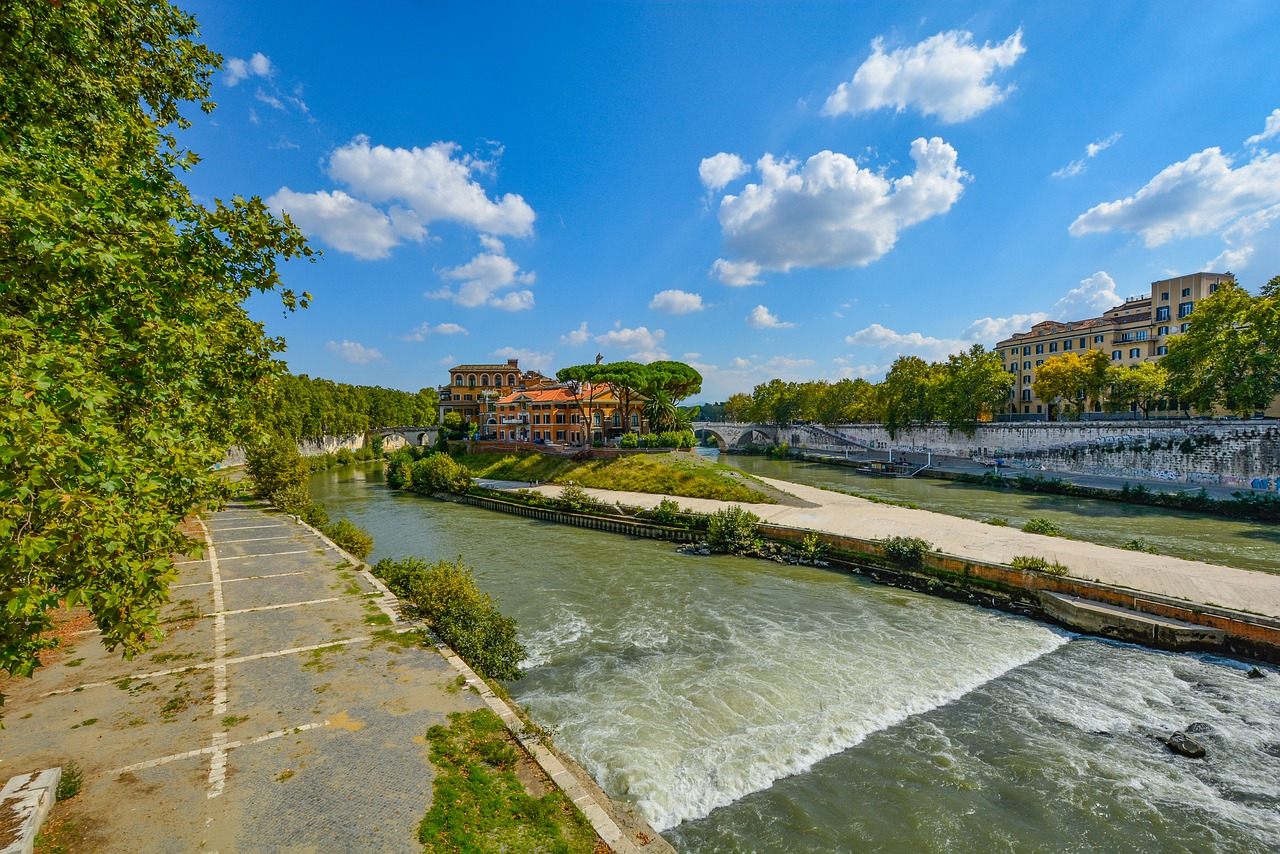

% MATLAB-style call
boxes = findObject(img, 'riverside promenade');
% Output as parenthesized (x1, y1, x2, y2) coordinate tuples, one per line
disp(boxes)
(508, 476, 1280, 620)
(2, 499, 483, 852)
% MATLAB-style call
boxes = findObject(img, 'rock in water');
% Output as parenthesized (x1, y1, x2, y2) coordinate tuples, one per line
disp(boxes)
(1165, 731, 1207, 758)
(1185, 722, 1213, 735)
(1247, 666, 1266, 679)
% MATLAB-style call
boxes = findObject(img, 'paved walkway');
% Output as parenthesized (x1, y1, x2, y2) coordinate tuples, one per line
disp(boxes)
(515, 478, 1280, 620)
(1, 501, 483, 853)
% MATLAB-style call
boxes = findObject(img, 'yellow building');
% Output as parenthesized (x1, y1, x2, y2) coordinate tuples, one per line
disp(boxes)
(492, 382, 648, 445)
(996, 272, 1234, 417)
(437, 359, 553, 428)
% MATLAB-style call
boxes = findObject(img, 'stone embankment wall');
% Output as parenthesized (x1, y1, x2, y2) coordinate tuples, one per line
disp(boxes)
(819, 421, 1280, 489)
(216, 428, 432, 469)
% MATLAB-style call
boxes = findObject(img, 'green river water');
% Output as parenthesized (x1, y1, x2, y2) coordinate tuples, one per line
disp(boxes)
(309, 462, 1280, 853)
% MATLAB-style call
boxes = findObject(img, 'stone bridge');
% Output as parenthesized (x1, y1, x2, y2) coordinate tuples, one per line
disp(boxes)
(372, 425, 438, 450)
(691, 422, 871, 452)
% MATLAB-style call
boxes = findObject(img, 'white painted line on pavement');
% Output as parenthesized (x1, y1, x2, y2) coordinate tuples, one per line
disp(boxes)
(109, 719, 331, 775)
(212, 535, 299, 545)
(207, 597, 340, 617)
(172, 569, 316, 590)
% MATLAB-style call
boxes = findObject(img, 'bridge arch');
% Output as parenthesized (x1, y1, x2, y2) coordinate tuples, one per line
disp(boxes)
(693, 427, 728, 450)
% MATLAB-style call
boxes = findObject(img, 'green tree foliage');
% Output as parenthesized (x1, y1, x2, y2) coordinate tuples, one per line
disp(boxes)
(258, 373, 438, 439)
(245, 436, 312, 511)
(1, 0, 314, 689)
(748, 379, 804, 430)
(409, 454, 473, 494)
(643, 390, 680, 434)
(878, 356, 941, 437)
(324, 518, 373, 560)
(706, 506, 761, 554)
(372, 557, 526, 682)
(723, 392, 753, 422)
(1104, 362, 1169, 418)
(557, 360, 703, 434)
(813, 378, 879, 426)
(1031, 350, 1111, 420)
(1163, 278, 1280, 415)
(936, 345, 1014, 435)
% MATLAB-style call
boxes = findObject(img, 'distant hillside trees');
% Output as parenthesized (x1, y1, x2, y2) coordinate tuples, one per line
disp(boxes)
(258, 374, 439, 439)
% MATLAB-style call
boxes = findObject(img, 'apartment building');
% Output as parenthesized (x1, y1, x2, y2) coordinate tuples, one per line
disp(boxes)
(995, 272, 1233, 417)
(437, 359, 554, 427)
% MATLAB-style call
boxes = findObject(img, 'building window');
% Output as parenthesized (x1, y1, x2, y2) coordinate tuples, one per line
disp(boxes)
(1036, 360, 1044, 366)
(1156, 306, 1170, 321)
(592, 412, 601, 426)
(463, 394, 472, 401)
(1180, 322, 1191, 333)
(480, 374, 489, 386)
(1049, 342, 1057, 352)
(1129, 348, 1141, 359)
(494, 375, 502, 387)
(557, 430, 565, 442)
(1063, 339, 1073, 350)
(1120, 332, 1133, 342)
(455, 374, 463, 386)
(1023, 346, 1031, 356)
(468, 374, 476, 387)
(1157, 346, 1168, 356)
(1036, 405, 1043, 413)
(631, 412, 639, 429)
(571, 414, 579, 424)
(1023, 375, 1031, 384)
(1111, 350, 1122, 360)
(1035, 344, 1044, 354)
(1161, 292, 1170, 301)
(1023, 361, 1031, 370)
(508, 374, 516, 386)
(1157, 325, 1169, 336)
(1094, 335, 1104, 343)
(1022, 390, 1032, 401)
(612, 413, 621, 428)
(1182, 287, 1191, 297)
(1080, 337, 1087, 348)
(1210, 283, 1219, 293)
(1135, 330, 1149, 340)
(1179, 302, 1194, 318)
(556, 412, 565, 424)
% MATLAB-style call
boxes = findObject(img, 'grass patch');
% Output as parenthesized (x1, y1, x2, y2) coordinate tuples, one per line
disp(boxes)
(221, 715, 249, 728)
(363, 612, 393, 626)
(419, 709, 597, 854)
(1021, 517, 1067, 537)
(63, 658, 84, 667)
(454, 450, 779, 503)
(372, 627, 425, 648)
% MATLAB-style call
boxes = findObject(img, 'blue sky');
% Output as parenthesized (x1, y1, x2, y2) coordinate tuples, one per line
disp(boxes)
(184, 1, 1280, 402)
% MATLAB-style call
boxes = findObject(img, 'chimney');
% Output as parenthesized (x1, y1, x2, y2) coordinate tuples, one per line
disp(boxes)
(507, 358, 519, 368)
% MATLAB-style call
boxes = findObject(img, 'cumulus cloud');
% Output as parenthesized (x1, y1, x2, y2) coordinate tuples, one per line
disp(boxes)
(1053, 132, 1122, 178)
(713, 138, 967, 273)
(492, 347, 553, 373)
(326, 136, 535, 237)
(560, 322, 591, 346)
(429, 252, 536, 310)
(684, 354, 814, 399)
(710, 258, 763, 286)
(822, 29, 1025, 123)
(699, 153, 749, 190)
(224, 52, 273, 87)
(649, 289, 704, 314)
(404, 322, 469, 341)
(846, 271, 1127, 362)
(594, 325, 667, 362)
(1245, 108, 1280, 147)
(1069, 121, 1280, 269)
(325, 340, 383, 364)
(267, 187, 426, 260)
(746, 305, 794, 329)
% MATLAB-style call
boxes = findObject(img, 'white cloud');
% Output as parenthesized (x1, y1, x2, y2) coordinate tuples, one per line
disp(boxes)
(404, 322, 469, 341)
(714, 138, 967, 272)
(325, 340, 383, 364)
(267, 187, 426, 260)
(224, 52, 273, 87)
(326, 136, 535, 237)
(439, 354, 457, 365)
(560, 322, 591, 345)
(684, 354, 814, 399)
(846, 271, 1126, 362)
(1069, 139, 1280, 258)
(479, 234, 506, 253)
(1053, 132, 1122, 178)
(492, 347, 554, 373)
(649, 289, 704, 314)
(594, 326, 667, 362)
(710, 258, 763, 286)
(430, 252, 536, 310)
(1245, 108, 1280, 147)
(699, 153, 749, 190)
(746, 305, 794, 329)
(822, 29, 1025, 123)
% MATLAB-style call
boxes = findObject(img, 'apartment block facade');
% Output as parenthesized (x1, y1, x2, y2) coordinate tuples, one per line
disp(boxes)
(995, 272, 1234, 417)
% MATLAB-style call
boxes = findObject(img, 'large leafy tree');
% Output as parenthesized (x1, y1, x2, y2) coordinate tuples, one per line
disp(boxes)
(1031, 350, 1110, 420)
(1163, 278, 1280, 415)
(879, 356, 941, 437)
(1104, 362, 1169, 418)
(748, 379, 803, 431)
(937, 345, 1014, 435)
(1, 1, 314, 695)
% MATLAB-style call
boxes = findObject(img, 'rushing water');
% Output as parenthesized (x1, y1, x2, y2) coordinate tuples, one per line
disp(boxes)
(311, 463, 1280, 853)
(721, 454, 1280, 575)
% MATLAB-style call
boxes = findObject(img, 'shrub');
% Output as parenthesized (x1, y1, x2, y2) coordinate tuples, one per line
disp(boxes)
(983, 516, 1010, 527)
(706, 506, 760, 554)
(410, 453, 473, 494)
(270, 484, 314, 518)
(385, 450, 414, 489)
(1122, 537, 1159, 553)
(651, 497, 682, 526)
(371, 557, 526, 681)
(556, 483, 601, 513)
(618, 432, 640, 449)
(335, 448, 354, 465)
(882, 536, 932, 568)
(325, 518, 374, 560)
(1021, 517, 1066, 537)
(245, 435, 310, 503)
(799, 533, 827, 562)
(370, 435, 385, 456)
(57, 760, 84, 800)
(301, 501, 330, 530)
(1010, 555, 1069, 575)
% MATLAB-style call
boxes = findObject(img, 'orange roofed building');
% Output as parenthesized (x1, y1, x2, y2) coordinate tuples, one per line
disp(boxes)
(437, 358, 555, 428)
(492, 382, 649, 445)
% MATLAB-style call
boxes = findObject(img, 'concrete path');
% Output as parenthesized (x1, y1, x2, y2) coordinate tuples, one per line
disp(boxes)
(518, 478, 1280, 620)
(1, 500, 483, 853)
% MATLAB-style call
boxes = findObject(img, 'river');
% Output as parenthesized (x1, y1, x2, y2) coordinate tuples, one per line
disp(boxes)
(310, 463, 1280, 853)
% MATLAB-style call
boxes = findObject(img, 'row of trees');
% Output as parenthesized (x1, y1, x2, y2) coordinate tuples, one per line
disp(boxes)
(723, 345, 1013, 437)
(556, 360, 702, 434)
(258, 373, 439, 438)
